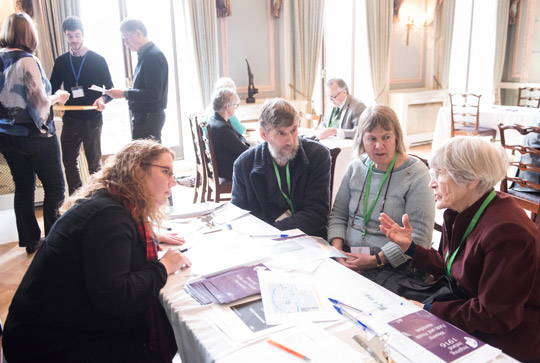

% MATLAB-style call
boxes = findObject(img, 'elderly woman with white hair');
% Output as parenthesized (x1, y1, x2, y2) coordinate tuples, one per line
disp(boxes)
(379, 136, 540, 362)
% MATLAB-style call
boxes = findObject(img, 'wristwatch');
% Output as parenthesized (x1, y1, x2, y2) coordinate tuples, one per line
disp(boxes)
(375, 253, 385, 268)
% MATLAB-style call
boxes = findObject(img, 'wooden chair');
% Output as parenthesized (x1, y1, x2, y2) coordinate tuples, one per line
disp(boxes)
(449, 93, 496, 140)
(517, 87, 540, 108)
(298, 111, 322, 129)
(198, 120, 232, 202)
(498, 123, 540, 227)
(329, 147, 341, 207)
(188, 115, 207, 203)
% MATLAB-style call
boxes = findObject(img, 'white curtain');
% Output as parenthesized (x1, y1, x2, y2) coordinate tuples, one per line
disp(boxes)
(492, 0, 509, 105)
(31, 0, 79, 76)
(434, 0, 455, 90)
(182, 0, 219, 107)
(365, 0, 393, 105)
(290, 0, 325, 109)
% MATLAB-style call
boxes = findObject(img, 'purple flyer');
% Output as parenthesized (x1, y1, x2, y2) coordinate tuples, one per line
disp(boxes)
(388, 310, 485, 362)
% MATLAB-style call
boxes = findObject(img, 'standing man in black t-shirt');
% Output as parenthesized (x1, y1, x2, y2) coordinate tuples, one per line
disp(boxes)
(105, 18, 168, 143)
(50, 16, 114, 195)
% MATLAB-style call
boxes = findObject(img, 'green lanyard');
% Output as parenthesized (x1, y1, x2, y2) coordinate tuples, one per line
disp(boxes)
(362, 153, 398, 236)
(444, 189, 497, 278)
(272, 160, 295, 214)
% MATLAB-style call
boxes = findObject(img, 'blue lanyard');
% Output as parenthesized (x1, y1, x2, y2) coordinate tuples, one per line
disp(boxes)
(69, 52, 88, 86)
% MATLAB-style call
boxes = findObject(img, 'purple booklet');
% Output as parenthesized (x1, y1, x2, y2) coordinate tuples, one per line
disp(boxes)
(388, 310, 485, 362)
(185, 264, 269, 305)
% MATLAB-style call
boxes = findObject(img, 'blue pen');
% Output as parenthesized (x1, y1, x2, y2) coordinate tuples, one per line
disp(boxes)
(248, 234, 289, 238)
(333, 305, 369, 331)
(328, 298, 367, 315)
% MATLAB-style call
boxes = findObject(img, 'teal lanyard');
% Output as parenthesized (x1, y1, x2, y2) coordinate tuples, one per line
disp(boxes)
(272, 160, 295, 214)
(362, 153, 398, 236)
(444, 189, 497, 278)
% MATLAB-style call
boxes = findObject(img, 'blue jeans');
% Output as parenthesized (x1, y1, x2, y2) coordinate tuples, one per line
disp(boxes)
(0, 133, 65, 247)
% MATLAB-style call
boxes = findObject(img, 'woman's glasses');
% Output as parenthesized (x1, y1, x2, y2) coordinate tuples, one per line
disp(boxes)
(142, 163, 174, 178)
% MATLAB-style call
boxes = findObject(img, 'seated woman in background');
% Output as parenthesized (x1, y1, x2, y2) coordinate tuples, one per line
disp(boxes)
(3, 140, 191, 363)
(205, 77, 246, 135)
(379, 136, 540, 362)
(209, 87, 250, 182)
(328, 105, 435, 297)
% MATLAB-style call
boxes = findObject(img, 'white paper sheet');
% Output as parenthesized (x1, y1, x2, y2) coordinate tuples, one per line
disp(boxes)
(88, 84, 106, 93)
(258, 270, 336, 325)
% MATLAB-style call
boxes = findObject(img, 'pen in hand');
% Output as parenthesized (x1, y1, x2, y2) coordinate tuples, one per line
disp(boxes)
(267, 338, 311, 361)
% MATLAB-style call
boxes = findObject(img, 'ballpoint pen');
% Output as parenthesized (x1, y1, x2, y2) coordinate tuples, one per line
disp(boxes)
(328, 298, 368, 315)
(333, 305, 369, 331)
(248, 234, 289, 238)
(267, 338, 311, 361)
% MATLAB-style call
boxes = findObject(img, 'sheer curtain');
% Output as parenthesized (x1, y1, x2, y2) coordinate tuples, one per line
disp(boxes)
(290, 0, 325, 110)
(31, 0, 79, 76)
(434, 0, 455, 90)
(492, 0, 509, 105)
(365, 0, 393, 105)
(182, 0, 219, 107)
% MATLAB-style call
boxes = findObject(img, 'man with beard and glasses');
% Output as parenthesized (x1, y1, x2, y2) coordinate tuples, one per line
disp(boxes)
(50, 16, 114, 195)
(232, 98, 331, 237)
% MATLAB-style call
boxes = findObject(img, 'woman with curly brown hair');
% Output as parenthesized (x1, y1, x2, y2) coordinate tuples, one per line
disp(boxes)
(3, 139, 190, 363)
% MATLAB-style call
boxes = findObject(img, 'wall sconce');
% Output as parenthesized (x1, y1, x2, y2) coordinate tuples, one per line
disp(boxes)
(398, 0, 440, 46)
(406, 16, 414, 46)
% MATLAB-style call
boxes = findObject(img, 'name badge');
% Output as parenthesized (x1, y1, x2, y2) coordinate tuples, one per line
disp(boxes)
(351, 246, 370, 254)
(71, 86, 85, 98)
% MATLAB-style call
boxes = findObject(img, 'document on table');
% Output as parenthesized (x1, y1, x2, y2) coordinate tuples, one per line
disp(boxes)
(167, 201, 227, 219)
(386, 309, 502, 363)
(258, 270, 336, 325)
(201, 298, 292, 344)
(185, 232, 271, 277)
(216, 322, 371, 363)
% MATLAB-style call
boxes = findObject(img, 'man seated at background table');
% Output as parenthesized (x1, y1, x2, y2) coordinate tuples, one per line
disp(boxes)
(232, 98, 331, 238)
(317, 78, 366, 140)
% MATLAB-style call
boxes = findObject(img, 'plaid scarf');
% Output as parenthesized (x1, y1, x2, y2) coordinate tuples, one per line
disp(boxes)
(136, 222, 176, 363)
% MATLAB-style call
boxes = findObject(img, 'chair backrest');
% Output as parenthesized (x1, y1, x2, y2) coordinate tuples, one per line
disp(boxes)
(199, 119, 232, 202)
(498, 123, 540, 227)
(498, 123, 540, 193)
(517, 87, 540, 108)
(449, 93, 481, 136)
(329, 147, 341, 201)
(188, 114, 207, 203)
(299, 111, 322, 129)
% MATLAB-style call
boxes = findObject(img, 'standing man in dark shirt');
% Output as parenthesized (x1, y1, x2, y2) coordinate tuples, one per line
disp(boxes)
(50, 16, 114, 195)
(106, 18, 168, 143)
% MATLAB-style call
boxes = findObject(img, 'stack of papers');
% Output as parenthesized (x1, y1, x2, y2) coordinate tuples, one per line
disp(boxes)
(184, 263, 269, 304)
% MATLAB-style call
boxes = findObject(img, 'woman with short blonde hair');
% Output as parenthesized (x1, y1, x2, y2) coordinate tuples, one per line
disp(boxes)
(328, 104, 435, 297)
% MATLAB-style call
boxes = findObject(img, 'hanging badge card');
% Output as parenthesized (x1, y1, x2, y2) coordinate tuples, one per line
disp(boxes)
(71, 86, 85, 98)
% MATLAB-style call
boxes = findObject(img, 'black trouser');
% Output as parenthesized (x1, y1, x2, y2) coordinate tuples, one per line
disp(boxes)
(61, 116, 103, 195)
(131, 110, 166, 143)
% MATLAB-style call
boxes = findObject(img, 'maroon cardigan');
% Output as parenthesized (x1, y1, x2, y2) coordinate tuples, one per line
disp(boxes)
(411, 191, 540, 362)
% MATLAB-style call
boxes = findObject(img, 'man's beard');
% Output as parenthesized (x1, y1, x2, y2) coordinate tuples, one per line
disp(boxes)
(268, 140, 299, 166)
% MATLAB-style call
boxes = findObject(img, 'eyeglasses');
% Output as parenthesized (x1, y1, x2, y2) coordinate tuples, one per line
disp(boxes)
(429, 168, 444, 182)
(329, 90, 344, 100)
(142, 163, 175, 178)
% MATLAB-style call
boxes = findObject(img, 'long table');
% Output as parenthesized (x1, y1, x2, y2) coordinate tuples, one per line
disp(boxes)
(159, 212, 517, 363)
(432, 105, 539, 146)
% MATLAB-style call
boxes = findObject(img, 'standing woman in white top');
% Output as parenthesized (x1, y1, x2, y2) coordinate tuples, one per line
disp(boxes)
(0, 12, 70, 253)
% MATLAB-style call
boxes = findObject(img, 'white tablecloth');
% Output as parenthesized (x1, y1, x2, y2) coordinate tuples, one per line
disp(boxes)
(432, 105, 539, 146)
(159, 213, 517, 363)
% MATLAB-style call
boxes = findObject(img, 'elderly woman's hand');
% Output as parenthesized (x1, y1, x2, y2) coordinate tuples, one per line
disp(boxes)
(379, 213, 413, 251)
(341, 252, 374, 273)
(158, 232, 185, 246)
